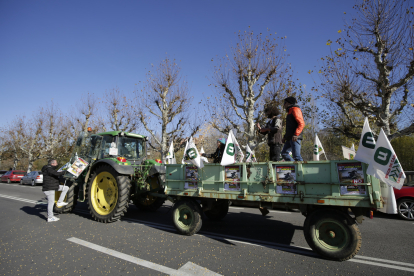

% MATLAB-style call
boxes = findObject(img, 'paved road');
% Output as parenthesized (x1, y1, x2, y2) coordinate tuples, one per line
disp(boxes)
(0, 182, 413, 275)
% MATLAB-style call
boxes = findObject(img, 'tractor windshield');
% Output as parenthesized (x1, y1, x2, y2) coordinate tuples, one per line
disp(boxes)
(117, 137, 144, 160)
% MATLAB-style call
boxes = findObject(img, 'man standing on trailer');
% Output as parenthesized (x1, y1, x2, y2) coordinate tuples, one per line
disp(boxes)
(281, 96, 305, 161)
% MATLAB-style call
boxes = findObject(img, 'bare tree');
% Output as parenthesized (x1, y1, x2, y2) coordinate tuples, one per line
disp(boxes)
(41, 102, 71, 160)
(102, 88, 138, 132)
(315, 0, 414, 140)
(137, 58, 199, 163)
(5, 118, 26, 170)
(208, 29, 293, 150)
(17, 111, 44, 173)
(70, 93, 99, 137)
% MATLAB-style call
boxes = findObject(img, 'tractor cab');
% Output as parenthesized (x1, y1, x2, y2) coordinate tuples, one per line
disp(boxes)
(70, 131, 147, 166)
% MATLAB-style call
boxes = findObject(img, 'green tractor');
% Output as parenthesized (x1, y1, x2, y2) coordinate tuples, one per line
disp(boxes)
(55, 130, 166, 222)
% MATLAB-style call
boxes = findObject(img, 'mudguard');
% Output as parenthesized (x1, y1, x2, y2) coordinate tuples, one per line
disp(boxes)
(90, 159, 134, 175)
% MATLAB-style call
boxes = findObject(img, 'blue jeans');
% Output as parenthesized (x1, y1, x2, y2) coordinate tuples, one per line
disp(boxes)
(281, 139, 303, 161)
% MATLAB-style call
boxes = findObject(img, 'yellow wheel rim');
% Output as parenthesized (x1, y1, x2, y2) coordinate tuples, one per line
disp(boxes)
(91, 172, 118, 215)
(141, 177, 159, 206)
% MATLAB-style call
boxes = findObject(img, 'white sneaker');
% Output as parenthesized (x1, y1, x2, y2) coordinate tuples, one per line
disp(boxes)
(56, 202, 68, 207)
(47, 216, 60, 222)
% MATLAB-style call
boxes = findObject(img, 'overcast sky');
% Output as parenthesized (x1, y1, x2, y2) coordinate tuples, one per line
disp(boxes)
(0, 0, 353, 128)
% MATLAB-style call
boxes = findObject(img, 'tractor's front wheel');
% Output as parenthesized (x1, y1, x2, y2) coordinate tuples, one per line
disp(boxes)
(133, 175, 165, 212)
(172, 199, 202, 236)
(304, 208, 361, 261)
(87, 165, 131, 223)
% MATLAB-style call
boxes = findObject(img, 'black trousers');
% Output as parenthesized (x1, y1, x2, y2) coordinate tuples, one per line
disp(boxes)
(269, 144, 282, 161)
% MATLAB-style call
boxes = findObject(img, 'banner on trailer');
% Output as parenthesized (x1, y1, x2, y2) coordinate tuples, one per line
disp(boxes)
(274, 165, 297, 194)
(337, 162, 365, 184)
(184, 166, 198, 189)
(340, 185, 366, 195)
(224, 166, 241, 191)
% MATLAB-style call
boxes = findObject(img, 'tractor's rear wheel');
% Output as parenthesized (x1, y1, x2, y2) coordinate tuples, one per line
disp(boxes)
(304, 208, 361, 261)
(54, 181, 78, 214)
(133, 175, 165, 212)
(87, 165, 131, 223)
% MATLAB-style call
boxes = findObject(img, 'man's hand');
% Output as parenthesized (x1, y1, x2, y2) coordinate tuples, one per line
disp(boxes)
(292, 136, 299, 142)
(282, 138, 286, 143)
(256, 123, 261, 130)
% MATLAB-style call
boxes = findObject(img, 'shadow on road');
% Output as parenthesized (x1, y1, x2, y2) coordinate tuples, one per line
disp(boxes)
(20, 205, 47, 220)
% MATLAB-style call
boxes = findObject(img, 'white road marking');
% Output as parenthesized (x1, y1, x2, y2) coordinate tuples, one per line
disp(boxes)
(68, 237, 221, 276)
(353, 255, 414, 268)
(0, 194, 46, 205)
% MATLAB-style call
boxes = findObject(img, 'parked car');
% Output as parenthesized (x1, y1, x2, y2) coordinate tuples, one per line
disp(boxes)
(20, 171, 43, 186)
(1, 170, 26, 183)
(0, 170, 8, 177)
(394, 177, 414, 220)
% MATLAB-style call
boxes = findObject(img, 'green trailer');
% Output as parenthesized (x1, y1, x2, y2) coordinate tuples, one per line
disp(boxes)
(59, 131, 383, 262)
(161, 161, 382, 261)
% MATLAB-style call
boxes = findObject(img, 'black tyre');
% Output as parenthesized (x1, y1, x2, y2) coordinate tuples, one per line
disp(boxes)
(304, 208, 361, 261)
(53, 182, 78, 214)
(87, 165, 131, 223)
(133, 175, 165, 212)
(397, 198, 414, 220)
(203, 200, 229, 221)
(172, 199, 202, 236)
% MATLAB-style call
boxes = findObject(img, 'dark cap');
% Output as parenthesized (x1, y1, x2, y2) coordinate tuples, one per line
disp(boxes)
(284, 96, 296, 105)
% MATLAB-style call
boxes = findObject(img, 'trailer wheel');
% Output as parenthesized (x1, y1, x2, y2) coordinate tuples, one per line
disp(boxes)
(54, 182, 78, 214)
(87, 165, 131, 223)
(133, 175, 165, 212)
(203, 200, 229, 221)
(304, 209, 361, 261)
(172, 200, 202, 236)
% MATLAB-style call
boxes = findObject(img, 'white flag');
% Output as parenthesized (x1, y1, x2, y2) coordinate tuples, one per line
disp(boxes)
(313, 134, 326, 161)
(182, 137, 204, 168)
(245, 145, 257, 163)
(377, 183, 398, 214)
(366, 129, 406, 189)
(166, 142, 176, 164)
(221, 130, 244, 166)
(181, 140, 190, 164)
(342, 146, 356, 160)
(354, 117, 376, 164)
(200, 146, 209, 163)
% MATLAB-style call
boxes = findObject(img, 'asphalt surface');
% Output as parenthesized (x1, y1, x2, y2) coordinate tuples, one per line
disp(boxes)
(0, 182, 413, 276)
